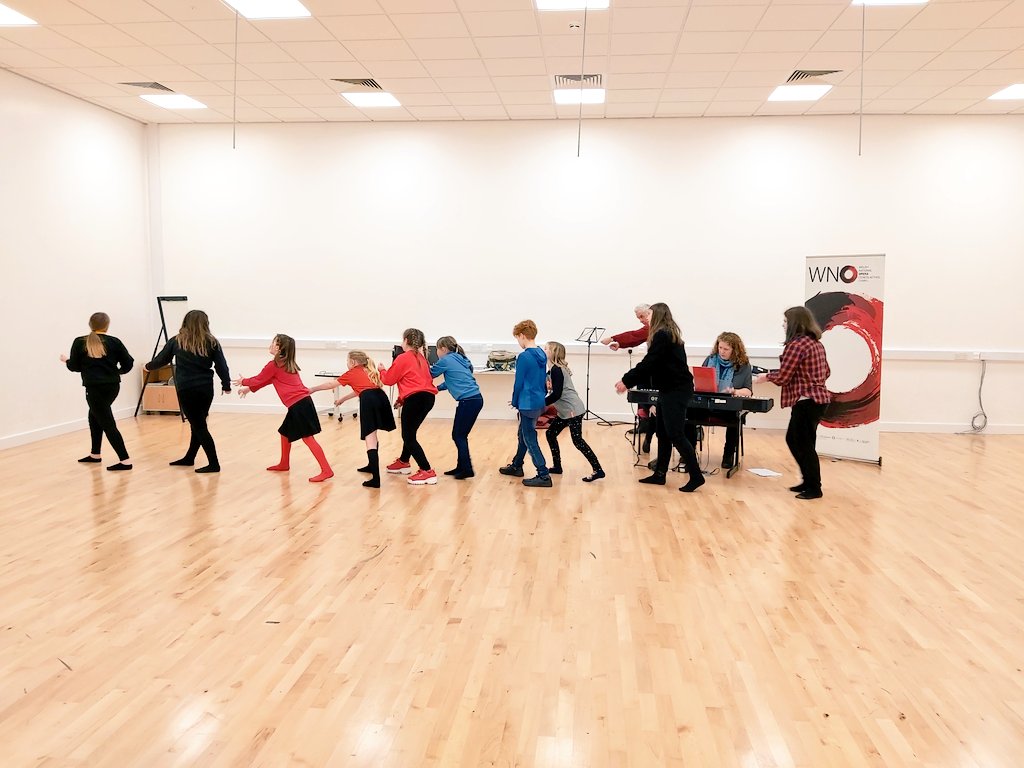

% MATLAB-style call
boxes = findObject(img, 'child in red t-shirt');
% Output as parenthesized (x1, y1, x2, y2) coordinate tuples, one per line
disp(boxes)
(233, 334, 334, 483)
(309, 350, 395, 487)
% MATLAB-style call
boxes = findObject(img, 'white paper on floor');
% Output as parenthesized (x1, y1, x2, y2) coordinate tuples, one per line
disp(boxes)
(747, 467, 782, 477)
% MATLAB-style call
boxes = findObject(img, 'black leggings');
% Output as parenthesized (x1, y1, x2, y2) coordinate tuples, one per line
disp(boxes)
(177, 386, 219, 467)
(546, 415, 601, 472)
(85, 383, 129, 460)
(399, 391, 435, 470)
(786, 399, 827, 491)
(653, 389, 700, 480)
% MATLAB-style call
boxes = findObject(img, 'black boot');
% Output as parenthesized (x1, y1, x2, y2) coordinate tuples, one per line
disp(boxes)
(362, 449, 380, 488)
(638, 471, 666, 485)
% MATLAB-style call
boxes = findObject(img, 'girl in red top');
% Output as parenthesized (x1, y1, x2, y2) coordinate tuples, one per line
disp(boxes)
(378, 328, 439, 485)
(756, 306, 832, 500)
(309, 350, 395, 488)
(233, 334, 334, 483)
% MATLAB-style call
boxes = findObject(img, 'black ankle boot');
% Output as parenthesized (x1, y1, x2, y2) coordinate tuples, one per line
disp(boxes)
(638, 471, 666, 485)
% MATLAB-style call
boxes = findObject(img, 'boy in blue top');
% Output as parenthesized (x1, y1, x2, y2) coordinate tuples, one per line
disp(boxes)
(500, 319, 551, 487)
(431, 335, 484, 480)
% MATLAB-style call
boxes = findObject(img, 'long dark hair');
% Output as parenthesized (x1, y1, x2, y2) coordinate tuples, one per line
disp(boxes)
(784, 306, 823, 343)
(273, 334, 300, 374)
(647, 302, 682, 345)
(178, 309, 218, 357)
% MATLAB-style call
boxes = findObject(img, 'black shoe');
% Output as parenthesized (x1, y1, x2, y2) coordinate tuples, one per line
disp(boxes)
(444, 467, 461, 476)
(638, 472, 666, 485)
(679, 475, 706, 493)
(453, 469, 475, 480)
(78, 456, 101, 463)
(499, 464, 524, 477)
(107, 462, 132, 471)
(169, 457, 195, 467)
(195, 465, 220, 473)
(582, 469, 605, 483)
(549, 466, 563, 475)
(789, 483, 808, 493)
(356, 464, 374, 474)
(647, 459, 658, 470)
(522, 475, 552, 487)
(362, 477, 381, 488)
(796, 489, 823, 500)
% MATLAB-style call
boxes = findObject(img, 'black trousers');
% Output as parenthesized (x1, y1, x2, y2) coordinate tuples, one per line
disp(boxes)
(786, 399, 827, 491)
(178, 386, 219, 467)
(399, 391, 435, 470)
(685, 411, 739, 461)
(654, 390, 701, 480)
(85, 383, 129, 460)
(546, 414, 602, 472)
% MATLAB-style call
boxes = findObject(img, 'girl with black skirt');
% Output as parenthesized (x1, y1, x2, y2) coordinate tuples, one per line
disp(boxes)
(615, 302, 705, 493)
(145, 309, 230, 473)
(234, 334, 334, 483)
(62, 312, 134, 470)
(309, 350, 395, 488)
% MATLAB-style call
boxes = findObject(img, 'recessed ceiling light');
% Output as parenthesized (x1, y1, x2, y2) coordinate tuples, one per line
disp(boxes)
(768, 84, 833, 102)
(221, 0, 311, 20)
(536, 0, 610, 10)
(554, 88, 606, 105)
(341, 92, 401, 107)
(851, 0, 928, 6)
(141, 94, 208, 109)
(989, 83, 1024, 100)
(0, 2, 36, 25)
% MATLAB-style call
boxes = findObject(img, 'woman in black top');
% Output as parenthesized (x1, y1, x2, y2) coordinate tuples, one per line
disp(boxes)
(615, 302, 704, 493)
(145, 310, 230, 473)
(61, 312, 134, 470)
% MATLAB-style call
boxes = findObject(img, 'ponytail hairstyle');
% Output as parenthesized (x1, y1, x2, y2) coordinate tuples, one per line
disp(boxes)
(436, 335, 466, 357)
(273, 333, 300, 374)
(647, 302, 682, 346)
(546, 341, 572, 375)
(403, 328, 429, 370)
(85, 312, 110, 359)
(177, 309, 218, 357)
(713, 331, 750, 368)
(783, 306, 823, 344)
(348, 350, 382, 387)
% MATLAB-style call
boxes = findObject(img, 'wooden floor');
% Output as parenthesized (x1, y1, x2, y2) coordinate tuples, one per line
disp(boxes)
(1, 414, 1023, 767)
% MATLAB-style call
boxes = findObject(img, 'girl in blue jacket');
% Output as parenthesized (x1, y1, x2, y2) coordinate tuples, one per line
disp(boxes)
(431, 336, 484, 479)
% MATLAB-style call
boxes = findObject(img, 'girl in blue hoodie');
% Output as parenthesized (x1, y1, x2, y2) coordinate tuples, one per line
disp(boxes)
(431, 336, 484, 479)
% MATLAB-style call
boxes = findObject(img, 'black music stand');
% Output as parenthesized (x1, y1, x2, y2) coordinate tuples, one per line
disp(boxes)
(575, 326, 615, 426)
(135, 295, 187, 419)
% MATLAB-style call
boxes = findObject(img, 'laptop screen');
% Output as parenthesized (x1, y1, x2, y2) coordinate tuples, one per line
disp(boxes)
(692, 366, 718, 393)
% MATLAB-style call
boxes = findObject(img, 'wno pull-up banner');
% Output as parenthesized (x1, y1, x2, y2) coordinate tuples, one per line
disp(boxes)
(804, 254, 885, 463)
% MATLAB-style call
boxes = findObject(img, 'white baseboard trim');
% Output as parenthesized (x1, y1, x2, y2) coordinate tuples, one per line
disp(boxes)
(0, 407, 136, 451)
(875, 421, 1024, 434)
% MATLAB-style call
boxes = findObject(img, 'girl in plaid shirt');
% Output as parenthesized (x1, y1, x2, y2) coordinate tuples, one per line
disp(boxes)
(756, 306, 832, 500)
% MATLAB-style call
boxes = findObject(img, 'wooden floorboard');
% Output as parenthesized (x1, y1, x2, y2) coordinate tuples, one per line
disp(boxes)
(1, 414, 1022, 767)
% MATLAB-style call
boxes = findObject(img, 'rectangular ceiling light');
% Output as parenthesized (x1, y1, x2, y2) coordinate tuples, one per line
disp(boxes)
(221, 0, 311, 19)
(342, 92, 401, 107)
(553, 88, 606, 105)
(141, 94, 208, 109)
(768, 84, 833, 102)
(0, 2, 37, 25)
(851, 0, 928, 6)
(989, 83, 1024, 100)
(536, 0, 610, 10)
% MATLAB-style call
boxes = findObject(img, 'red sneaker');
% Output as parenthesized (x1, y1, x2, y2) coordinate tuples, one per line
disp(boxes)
(407, 469, 437, 485)
(386, 459, 412, 474)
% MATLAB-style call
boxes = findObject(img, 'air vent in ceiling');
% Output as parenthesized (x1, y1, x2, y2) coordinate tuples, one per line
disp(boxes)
(120, 82, 174, 92)
(787, 70, 841, 83)
(553, 73, 603, 89)
(331, 78, 383, 91)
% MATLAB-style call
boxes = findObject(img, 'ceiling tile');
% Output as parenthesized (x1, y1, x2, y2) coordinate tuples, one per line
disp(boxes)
(910, 98, 981, 114)
(905, 2, 1008, 31)
(362, 59, 430, 77)
(491, 74, 551, 90)
(961, 67, 1024, 85)
(664, 70, 726, 87)
(881, 84, 949, 100)
(980, 2, 1024, 28)
(758, 4, 844, 32)
(542, 34, 609, 57)
(544, 55, 609, 74)
(320, 15, 401, 40)
(380, 0, 459, 12)
(434, 75, 495, 91)
(0, 49, 60, 67)
(383, 77, 442, 92)
(476, 36, 545, 58)
(865, 51, 937, 70)
(676, 31, 748, 54)
(722, 70, 786, 87)
(990, 50, 1024, 68)
(744, 31, 821, 53)
(262, 106, 321, 120)
(11, 66, 99, 83)
(830, 6, 923, 32)
(936, 83, 1009, 99)
(406, 37, 480, 59)
(924, 50, 1006, 69)
(243, 93, 301, 108)
(604, 103, 655, 118)
(463, 11, 538, 37)
(144, 0, 235, 21)
(293, 92, 348, 107)
(0, 27, 78, 47)
(390, 13, 470, 38)
(455, 105, 509, 118)
(249, 19, 335, 43)
(244, 62, 314, 79)
(671, 52, 737, 71)
(499, 90, 552, 104)
(191, 63, 260, 80)
(34, 46, 116, 67)
(156, 44, 235, 65)
(117, 22, 204, 46)
(812, 30, 896, 53)
(52, 25, 140, 48)
(303, 61, 367, 78)
(455, 0, 532, 10)
(952, 27, 1024, 51)
(731, 51, 801, 71)
(610, 54, 673, 73)
(611, 32, 678, 55)
(715, 86, 770, 101)
(389, 92, 450, 105)
(607, 87, 662, 103)
(181, 20, 268, 45)
(703, 100, 761, 116)
(655, 102, 706, 117)
(310, 107, 371, 120)
(8, 0, 101, 25)
(612, 6, 688, 34)
(684, 5, 765, 32)
(304, 0, 385, 14)
(900, 68, 973, 86)
(447, 91, 502, 104)
(881, 28, 977, 53)
(537, 11, 610, 36)
(407, 105, 462, 119)
(484, 57, 547, 76)
(423, 58, 488, 76)
(344, 39, 418, 59)
(214, 42, 292, 63)
(505, 104, 557, 118)
(68, 0, 169, 24)
(661, 87, 717, 101)
(279, 41, 355, 62)
(606, 72, 665, 88)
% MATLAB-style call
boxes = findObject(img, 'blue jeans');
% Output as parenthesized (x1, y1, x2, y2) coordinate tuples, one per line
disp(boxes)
(452, 395, 483, 470)
(512, 408, 548, 477)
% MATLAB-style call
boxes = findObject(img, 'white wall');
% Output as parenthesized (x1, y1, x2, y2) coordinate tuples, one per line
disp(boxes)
(0, 70, 151, 449)
(154, 115, 1024, 432)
